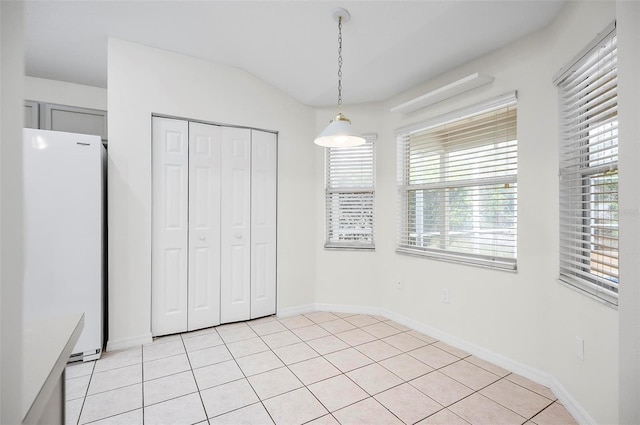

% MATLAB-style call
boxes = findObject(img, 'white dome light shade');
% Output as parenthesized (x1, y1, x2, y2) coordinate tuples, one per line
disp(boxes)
(314, 113, 366, 148)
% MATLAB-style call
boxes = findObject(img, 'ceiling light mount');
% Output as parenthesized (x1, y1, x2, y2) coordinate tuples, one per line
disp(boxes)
(314, 7, 365, 148)
(331, 7, 351, 24)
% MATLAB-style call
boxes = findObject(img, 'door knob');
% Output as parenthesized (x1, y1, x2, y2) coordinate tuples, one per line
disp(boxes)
(236, 233, 242, 239)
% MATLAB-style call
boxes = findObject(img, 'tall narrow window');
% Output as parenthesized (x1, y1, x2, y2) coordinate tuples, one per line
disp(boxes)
(325, 134, 376, 249)
(397, 94, 518, 270)
(555, 23, 618, 305)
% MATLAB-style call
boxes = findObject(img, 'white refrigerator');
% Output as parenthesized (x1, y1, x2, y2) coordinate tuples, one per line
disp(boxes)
(23, 128, 105, 361)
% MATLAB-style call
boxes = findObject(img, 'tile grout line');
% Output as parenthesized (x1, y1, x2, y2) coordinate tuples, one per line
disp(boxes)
(256, 317, 326, 424)
(74, 360, 96, 425)
(179, 331, 212, 424)
(213, 322, 279, 425)
(75, 353, 142, 424)
(296, 313, 408, 425)
(301, 313, 474, 424)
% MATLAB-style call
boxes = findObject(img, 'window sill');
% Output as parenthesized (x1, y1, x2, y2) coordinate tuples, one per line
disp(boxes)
(556, 276, 618, 309)
(324, 244, 375, 252)
(395, 247, 517, 272)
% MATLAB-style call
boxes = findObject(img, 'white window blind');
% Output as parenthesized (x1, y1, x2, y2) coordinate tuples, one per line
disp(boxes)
(555, 23, 618, 305)
(325, 134, 376, 249)
(397, 94, 518, 270)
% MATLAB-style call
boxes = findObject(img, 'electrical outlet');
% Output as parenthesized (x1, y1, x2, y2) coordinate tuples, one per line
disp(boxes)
(575, 336, 584, 361)
(442, 289, 450, 304)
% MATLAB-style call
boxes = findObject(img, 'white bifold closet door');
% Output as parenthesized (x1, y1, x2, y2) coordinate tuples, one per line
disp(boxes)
(187, 122, 222, 331)
(219, 128, 278, 322)
(220, 127, 252, 323)
(152, 117, 276, 337)
(152, 118, 190, 336)
(152, 118, 222, 335)
(250, 130, 277, 319)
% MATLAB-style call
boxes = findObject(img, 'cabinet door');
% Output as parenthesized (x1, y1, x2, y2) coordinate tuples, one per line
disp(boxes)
(152, 117, 189, 336)
(24, 100, 39, 129)
(251, 130, 277, 319)
(188, 122, 222, 331)
(220, 127, 252, 323)
(42, 103, 108, 143)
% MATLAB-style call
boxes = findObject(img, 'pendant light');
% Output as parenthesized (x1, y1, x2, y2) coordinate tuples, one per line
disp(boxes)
(314, 7, 366, 148)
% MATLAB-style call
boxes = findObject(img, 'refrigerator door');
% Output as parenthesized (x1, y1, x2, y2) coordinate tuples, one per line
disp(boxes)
(23, 128, 104, 359)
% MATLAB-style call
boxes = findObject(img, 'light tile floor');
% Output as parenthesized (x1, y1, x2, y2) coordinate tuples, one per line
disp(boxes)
(65, 312, 578, 425)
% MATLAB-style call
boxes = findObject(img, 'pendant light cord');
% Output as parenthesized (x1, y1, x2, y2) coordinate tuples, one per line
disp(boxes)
(337, 16, 343, 112)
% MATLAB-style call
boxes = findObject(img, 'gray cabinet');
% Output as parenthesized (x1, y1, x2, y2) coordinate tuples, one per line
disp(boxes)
(24, 100, 39, 129)
(24, 101, 108, 145)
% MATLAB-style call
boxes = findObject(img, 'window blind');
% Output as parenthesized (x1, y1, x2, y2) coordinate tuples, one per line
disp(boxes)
(397, 95, 517, 269)
(556, 23, 618, 305)
(325, 134, 376, 249)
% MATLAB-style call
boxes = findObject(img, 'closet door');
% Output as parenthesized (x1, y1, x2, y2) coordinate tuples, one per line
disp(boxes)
(152, 117, 189, 336)
(188, 123, 222, 331)
(251, 130, 277, 318)
(220, 127, 252, 323)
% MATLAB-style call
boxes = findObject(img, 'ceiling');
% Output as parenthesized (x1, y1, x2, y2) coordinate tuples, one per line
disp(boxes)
(24, 1, 565, 107)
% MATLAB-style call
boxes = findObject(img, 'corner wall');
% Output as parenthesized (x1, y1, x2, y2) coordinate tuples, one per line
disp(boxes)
(107, 39, 316, 349)
(0, 1, 24, 423)
(313, 2, 619, 423)
(616, 1, 640, 422)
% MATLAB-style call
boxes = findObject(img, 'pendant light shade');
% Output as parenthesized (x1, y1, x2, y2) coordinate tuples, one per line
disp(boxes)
(314, 7, 365, 148)
(314, 113, 366, 148)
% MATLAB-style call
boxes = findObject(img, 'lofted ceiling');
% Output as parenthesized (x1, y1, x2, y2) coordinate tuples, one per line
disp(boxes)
(24, 0, 565, 107)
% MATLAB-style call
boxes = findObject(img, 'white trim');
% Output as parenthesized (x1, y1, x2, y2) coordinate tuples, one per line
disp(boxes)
(106, 333, 152, 352)
(288, 302, 595, 425)
(548, 375, 597, 425)
(395, 91, 517, 136)
(390, 73, 494, 114)
(396, 247, 517, 272)
(276, 304, 315, 318)
(314, 303, 382, 317)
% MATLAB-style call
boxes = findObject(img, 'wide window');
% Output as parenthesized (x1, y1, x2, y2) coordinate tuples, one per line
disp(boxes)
(397, 94, 518, 270)
(555, 23, 618, 305)
(325, 135, 376, 249)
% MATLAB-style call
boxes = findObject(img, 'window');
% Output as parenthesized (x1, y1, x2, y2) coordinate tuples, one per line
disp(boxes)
(397, 94, 518, 270)
(325, 134, 376, 249)
(555, 23, 618, 305)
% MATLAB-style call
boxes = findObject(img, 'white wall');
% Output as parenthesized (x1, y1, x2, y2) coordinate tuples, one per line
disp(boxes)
(107, 39, 317, 349)
(0, 1, 24, 423)
(24, 76, 107, 110)
(314, 103, 386, 311)
(313, 2, 619, 423)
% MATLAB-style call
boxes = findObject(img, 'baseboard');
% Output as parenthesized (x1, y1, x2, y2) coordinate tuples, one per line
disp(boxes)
(314, 302, 382, 316)
(106, 333, 152, 352)
(277, 304, 315, 318)
(290, 302, 595, 425)
(547, 375, 596, 425)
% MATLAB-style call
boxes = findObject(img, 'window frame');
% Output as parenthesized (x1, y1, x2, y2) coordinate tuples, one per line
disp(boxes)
(396, 93, 518, 270)
(324, 134, 376, 250)
(555, 22, 618, 306)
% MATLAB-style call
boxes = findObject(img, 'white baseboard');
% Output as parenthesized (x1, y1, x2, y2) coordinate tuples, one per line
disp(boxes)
(277, 304, 315, 318)
(292, 302, 595, 425)
(547, 375, 596, 425)
(314, 303, 382, 316)
(106, 333, 152, 352)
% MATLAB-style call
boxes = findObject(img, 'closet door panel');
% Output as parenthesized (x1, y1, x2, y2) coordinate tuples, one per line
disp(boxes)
(188, 122, 222, 331)
(152, 117, 189, 336)
(221, 127, 252, 323)
(251, 130, 277, 319)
